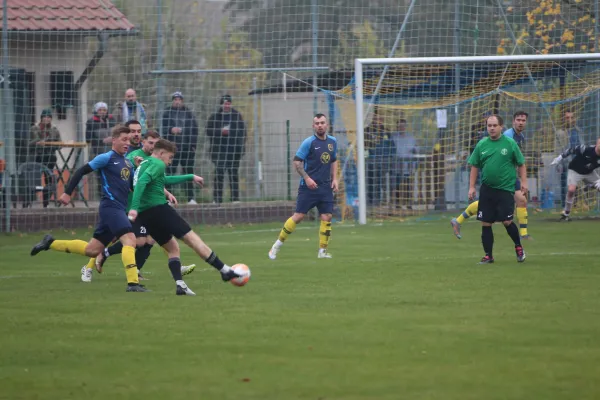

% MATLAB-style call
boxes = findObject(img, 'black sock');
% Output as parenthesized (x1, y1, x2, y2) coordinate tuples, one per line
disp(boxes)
(205, 251, 224, 271)
(482, 225, 494, 257)
(168, 257, 183, 281)
(505, 222, 522, 247)
(135, 243, 153, 271)
(107, 241, 124, 257)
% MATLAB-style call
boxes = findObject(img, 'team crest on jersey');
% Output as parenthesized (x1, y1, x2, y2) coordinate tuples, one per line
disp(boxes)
(328, 143, 333, 151)
(501, 148, 508, 155)
(121, 168, 131, 180)
(321, 152, 331, 164)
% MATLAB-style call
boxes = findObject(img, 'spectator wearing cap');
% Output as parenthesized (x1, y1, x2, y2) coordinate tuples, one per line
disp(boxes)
(86, 102, 117, 159)
(161, 91, 200, 204)
(206, 94, 246, 204)
(28, 109, 61, 207)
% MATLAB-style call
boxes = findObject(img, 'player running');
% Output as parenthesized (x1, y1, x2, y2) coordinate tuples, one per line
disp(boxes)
(451, 111, 532, 240)
(81, 130, 196, 282)
(30, 126, 148, 292)
(551, 138, 600, 221)
(268, 113, 338, 260)
(128, 139, 241, 296)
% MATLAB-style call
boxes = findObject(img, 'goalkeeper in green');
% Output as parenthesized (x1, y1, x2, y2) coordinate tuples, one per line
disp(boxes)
(128, 139, 241, 295)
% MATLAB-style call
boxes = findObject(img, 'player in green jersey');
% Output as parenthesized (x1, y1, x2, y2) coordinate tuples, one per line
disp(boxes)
(129, 139, 241, 295)
(81, 130, 195, 282)
(467, 115, 528, 264)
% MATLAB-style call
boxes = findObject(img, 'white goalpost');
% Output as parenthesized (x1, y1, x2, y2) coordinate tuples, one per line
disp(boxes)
(353, 53, 600, 225)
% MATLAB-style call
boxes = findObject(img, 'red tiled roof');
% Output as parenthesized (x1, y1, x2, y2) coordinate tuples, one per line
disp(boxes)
(0, 0, 135, 32)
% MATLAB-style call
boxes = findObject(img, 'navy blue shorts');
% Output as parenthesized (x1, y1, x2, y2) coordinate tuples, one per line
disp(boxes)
(515, 179, 521, 191)
(93, 206, 133, 246)
(295, 186, 334, 215)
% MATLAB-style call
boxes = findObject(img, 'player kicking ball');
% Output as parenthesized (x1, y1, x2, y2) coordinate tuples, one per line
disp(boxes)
(551, 138, 600, 221)
(128, 139, 241, 296)
(30, 126, 148, 292)
(82, 130, 195, 282)
(269, 113, 338, 260)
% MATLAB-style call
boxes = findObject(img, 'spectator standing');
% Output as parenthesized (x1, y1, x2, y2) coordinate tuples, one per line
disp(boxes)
(161, 91, 199, 204)
(206, 95, 246, 204)
(390, 118, 417, 209)
(114, 88, 148, 134)
(86, 102, 116, 159)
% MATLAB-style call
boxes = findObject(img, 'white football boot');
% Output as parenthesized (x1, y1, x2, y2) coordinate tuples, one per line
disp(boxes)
(81, 265, 93, 283)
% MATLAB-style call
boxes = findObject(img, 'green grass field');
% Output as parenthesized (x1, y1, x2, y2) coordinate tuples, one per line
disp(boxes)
(1, 215, 599, 400)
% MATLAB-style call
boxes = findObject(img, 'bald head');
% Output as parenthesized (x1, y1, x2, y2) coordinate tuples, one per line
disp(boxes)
(125, 89, 137, 104)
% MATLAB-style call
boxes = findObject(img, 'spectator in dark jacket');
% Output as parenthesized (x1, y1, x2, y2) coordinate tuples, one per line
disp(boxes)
(161, 91, 199, 204)
(206, 94, 246, 204)
(85, 102, 116, 159)
(28, 108, 61, 207)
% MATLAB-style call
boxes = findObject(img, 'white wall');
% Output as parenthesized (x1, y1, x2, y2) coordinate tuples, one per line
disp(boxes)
(258, 91, 330, 198)
(8, 35, 89, 166)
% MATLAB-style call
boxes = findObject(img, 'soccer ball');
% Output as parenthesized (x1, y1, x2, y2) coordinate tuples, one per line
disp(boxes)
(230, 264, 251, 287)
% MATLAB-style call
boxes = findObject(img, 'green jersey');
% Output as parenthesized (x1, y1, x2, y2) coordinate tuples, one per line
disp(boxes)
(125, 149, 151, 211)
(130, 156, 195, 213)
(468, 135, 525, 193)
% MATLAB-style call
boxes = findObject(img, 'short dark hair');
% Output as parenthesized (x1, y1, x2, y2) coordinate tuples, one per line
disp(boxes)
(398, 118, 407, 124)
(486, 114, 504, 126)
(112, 126, 131, 138)
(144, 130, 160, 139)
(154, 138, 177, 154)
(314, 113, 327, 120)
(125, 120, 141, 128)
(513, 111, 528, 120)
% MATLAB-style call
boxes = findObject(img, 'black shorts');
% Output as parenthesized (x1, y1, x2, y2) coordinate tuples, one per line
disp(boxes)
(137, 204, 192, 246)
(476, 184, 515, 223)
(131, 219, 148, 238)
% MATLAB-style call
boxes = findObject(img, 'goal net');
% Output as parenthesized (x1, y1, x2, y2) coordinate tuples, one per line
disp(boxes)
(345, 54, 600, 224)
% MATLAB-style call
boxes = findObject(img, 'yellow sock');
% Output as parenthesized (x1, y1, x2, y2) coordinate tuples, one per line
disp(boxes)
(516, 207, 528, 237)
(85, 258, 96, 270)
(122, 245, 139, 284)
(456, 201, 479, 224)
(49, 240, 88, 256)
(319, 220, 332, 249)
(278, 217, 297, 242)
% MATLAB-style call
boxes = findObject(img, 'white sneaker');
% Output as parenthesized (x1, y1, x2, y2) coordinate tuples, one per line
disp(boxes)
(188, 199, 198, 205)
(268, 245, 279, 260)
(81, 266, 93, 282)
(176, 281, 196, 296)
(317, 250, 332, 259)
(181, 264, 196, 276)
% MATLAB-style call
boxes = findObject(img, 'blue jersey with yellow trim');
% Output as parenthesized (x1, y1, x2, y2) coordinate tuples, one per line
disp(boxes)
(89, 150, 134, 210)
(296, 134, 337, 186)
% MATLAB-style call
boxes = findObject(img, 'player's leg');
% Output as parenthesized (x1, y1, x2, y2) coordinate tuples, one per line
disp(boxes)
(269, 188, 315, 259)
(450, 200, 479, 239)
(498, 190, 524, 262)
(158, 237, 195, 296)
(513, 179, 530, 239)
(562, 170, 581, 220)
(316, 189, 334, 258)
(476, 185, 496, 264)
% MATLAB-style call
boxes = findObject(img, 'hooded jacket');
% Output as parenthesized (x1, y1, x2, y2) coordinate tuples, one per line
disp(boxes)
(206, 107, 246, 162)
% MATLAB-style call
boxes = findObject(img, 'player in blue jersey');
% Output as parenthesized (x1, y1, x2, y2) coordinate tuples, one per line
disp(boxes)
(125, 120, 143, 154)
(30, 126, 148, 292)
(268, 113, 338, 259)
(451, 111, 532, 239)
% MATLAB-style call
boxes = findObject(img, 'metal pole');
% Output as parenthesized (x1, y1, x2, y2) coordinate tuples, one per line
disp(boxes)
(150, 67, 330, 75)
(364, 0, 418, 120)
(595, 0, 599, 142)
(2, 0, 11, 232)
(252, 77, 260, 199)
(156, 0, 165, 135)
(354, 59, 367, 225)
(357, 53, 600, 65)
(311, 0, 318, 115)
(286, 120, 291, 200)
(453, 0, 461, 210)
